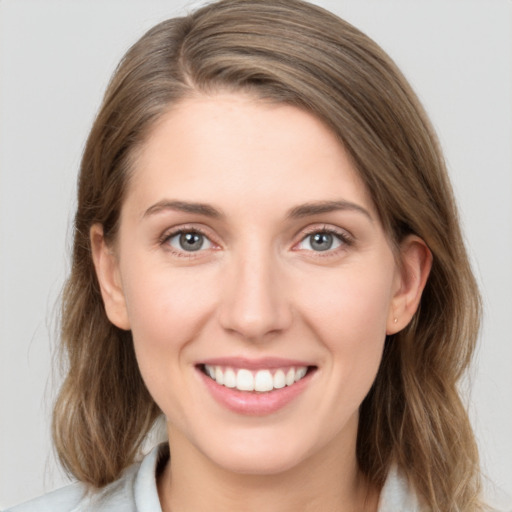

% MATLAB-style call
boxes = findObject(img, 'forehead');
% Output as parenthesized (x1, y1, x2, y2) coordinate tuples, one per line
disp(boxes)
(126, 93, 376, 219)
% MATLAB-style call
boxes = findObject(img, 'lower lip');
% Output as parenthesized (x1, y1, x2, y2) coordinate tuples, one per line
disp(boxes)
(198, 368, 314, 416)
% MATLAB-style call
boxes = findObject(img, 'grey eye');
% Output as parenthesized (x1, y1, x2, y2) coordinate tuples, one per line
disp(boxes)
(298, 232, 342, 252)
(168, 232, 212, 252)
(310, 233, 334, 251)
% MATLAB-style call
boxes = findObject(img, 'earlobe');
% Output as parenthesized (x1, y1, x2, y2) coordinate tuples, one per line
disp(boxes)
(386, 235, 432, 335)
(90, 224, 131, 330)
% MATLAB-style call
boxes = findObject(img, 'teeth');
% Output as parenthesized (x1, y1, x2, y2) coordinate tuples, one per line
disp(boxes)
(254, 370, 273, 392)
(215, 366, 224, 385)
(203, 365, 309, 392)
(224, 368, 236, 388)
(237, 369, 254, 391)
(285, 368, 295, 386)
(295, 367, 307, 381)
(273, 369, 286, 389)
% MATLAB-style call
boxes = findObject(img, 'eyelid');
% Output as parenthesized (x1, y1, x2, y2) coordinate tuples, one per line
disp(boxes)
(158, 223, 354, 257)
(168, 231, 213, 252)
(293, 224, 355, 253)
(159, 224, 220, 256)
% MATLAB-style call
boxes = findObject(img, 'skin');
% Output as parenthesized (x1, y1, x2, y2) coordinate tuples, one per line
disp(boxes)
(91, 93, 431, 512)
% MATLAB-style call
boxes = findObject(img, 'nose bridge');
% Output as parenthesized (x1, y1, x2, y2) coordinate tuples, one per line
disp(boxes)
(219, 237, 291, 340)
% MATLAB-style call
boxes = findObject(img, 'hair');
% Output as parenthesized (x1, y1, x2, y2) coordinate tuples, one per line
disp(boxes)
(53, 0, 483, 510)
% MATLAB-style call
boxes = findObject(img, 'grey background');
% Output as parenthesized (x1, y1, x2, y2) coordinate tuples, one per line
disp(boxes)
(1, 0, 511, 508)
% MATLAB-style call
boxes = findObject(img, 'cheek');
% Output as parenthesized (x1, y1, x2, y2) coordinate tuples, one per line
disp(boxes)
(302, 263, 393, 333)
(298, 262, 394, 381)
(120, 263, 217, 404)
(123, 262, 216, 341)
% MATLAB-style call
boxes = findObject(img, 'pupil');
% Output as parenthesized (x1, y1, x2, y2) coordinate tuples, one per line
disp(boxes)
(311, 233, 332, 251)
(180, 232, 203, 251)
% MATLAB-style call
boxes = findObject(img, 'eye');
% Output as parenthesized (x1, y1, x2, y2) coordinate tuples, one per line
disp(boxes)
(167, 231, 213, 252)
(296, 230, 349, 252)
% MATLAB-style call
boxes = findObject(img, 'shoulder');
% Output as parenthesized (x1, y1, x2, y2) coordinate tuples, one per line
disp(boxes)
(5, 444, 167, 512)
(378, 467, 512, 512)
(4, 474, 138, 512)
(4, 482, 86, 512)
(378, 466, 422, 512)
(483, 480, 512, 512)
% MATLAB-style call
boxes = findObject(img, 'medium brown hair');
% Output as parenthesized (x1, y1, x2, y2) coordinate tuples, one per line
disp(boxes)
(53, 1, 483, 509)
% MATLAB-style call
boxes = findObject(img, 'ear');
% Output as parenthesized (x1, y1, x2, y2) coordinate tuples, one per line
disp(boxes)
(386, 235, 432, 335)
(90, 224, 131, 330)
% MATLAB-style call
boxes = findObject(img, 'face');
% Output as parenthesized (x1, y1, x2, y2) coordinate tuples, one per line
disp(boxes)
(93, 93, 420, 477)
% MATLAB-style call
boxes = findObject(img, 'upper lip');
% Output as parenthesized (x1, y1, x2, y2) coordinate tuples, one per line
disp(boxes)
(197, 357, 315, 370)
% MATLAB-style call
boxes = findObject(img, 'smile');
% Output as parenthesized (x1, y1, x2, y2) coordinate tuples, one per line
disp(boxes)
(203, 365, 309, 393)
(197, 358, 317, 415)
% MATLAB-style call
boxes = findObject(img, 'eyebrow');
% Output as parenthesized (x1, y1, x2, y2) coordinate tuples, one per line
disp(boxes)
(142, 199, 372, 221)
(143, 200, 223, 219)
(286, 200, 373, 221)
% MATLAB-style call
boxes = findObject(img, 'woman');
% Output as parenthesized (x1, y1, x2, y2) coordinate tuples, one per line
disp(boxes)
(6, 0, 497, 510)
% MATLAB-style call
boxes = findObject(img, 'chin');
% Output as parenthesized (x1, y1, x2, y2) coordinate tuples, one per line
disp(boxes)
(195, 427, 320, 476)
(212, 447, 308, 476)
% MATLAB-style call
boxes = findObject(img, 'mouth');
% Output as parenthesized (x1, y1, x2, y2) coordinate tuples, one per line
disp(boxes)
(195, 357, 318, 415)
(198, 364, 316, 393)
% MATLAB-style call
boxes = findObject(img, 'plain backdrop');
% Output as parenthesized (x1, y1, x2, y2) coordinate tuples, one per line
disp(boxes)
(0, 0, 511, 508)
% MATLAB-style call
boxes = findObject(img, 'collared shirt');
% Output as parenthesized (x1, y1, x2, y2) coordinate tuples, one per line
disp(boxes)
(0, 443, 453, 512)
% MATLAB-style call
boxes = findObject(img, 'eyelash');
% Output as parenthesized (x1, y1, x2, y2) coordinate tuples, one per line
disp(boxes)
(159, 225, 354, 258)
(294, 226, 354, 256)
(159, 226, 215, 258)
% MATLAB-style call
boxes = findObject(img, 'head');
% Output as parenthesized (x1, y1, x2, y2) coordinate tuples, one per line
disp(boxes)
(53, 0, 482, 509)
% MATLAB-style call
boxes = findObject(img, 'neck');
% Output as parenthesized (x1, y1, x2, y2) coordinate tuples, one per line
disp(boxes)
(157, 424, 379, 512)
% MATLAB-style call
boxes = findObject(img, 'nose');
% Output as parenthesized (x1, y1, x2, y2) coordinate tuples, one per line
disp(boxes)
(218, 246, 293, 342)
